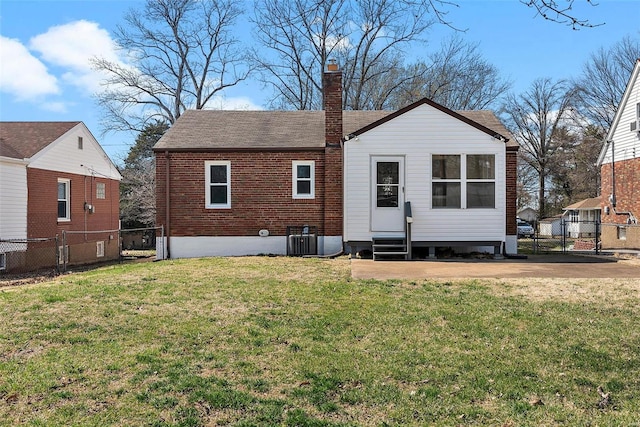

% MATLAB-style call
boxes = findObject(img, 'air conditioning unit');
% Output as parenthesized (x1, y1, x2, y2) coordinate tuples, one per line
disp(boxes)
(286, 225, 318, 256)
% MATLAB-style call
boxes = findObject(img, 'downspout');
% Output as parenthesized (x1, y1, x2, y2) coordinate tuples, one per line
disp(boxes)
(164, 150, 171, 258)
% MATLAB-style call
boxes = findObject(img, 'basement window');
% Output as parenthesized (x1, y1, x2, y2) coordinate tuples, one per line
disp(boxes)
(617, 226, 627, 240)
(0, 253, 6, 271)
(96, 241, 105, 257)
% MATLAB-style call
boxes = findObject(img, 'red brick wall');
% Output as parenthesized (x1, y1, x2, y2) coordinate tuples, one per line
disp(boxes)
(323, 70, 342, 146)
(26, 168, 120, 266)
(156, 151, 331, 237)
(600, 157, 640, 224)
(505, 147, 518, 235)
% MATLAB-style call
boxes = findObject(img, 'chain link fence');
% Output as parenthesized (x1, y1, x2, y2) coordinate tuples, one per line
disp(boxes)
(0, 237, 60, 274)
(518, 220, 601, 254)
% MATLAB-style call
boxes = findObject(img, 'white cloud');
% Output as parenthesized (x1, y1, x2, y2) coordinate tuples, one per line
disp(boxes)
(0, 36, 59, 100)
(29, 20, 120, 94)
(205, 95, 264, 110)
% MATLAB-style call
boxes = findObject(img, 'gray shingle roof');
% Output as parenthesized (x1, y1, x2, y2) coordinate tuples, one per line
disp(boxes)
(0, 122, 80, 159)
(153, 105, 517, 151)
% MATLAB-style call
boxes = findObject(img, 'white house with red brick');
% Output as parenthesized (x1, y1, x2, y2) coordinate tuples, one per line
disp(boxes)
(0, 122, 121, 272)
(598, 58, 640, 249)
(153, 66, 519, 259)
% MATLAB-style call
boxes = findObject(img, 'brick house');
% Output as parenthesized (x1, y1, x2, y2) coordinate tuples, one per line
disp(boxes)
(0, 122, 122, 272)
(597, 58, 640, 249)
(154, 66, 518, 259)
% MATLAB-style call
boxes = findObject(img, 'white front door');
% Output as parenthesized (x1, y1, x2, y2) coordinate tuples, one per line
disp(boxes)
(371, 156, 405, 232)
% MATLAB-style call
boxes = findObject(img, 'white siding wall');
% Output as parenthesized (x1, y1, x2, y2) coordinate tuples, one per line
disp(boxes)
(0, 158, 28, 239)
(344, 104, 506, 243)
(602, 72, 640, 165)
(29, 123, 121, 180)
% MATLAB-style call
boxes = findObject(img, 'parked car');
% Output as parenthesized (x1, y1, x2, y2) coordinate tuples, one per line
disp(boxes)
(517, 219, 534, 238)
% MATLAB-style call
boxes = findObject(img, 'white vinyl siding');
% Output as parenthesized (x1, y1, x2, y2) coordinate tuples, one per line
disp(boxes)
(205, 161, 231, 209)
(29, 123, 121, 181)
(0, 159, 28, 240)
(292, 161, 315, 199)
(601, 72, 640, 165)
(344, 103, 506, 243)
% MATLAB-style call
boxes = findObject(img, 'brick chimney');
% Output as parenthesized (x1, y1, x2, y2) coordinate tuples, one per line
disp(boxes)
(323, 59, 342, 147)
(322, 59, 343, 246)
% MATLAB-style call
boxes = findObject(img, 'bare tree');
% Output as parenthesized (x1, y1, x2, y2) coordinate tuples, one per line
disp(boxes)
(502, 78, 576, 219)
(120, 121, 169, 228)
(389, 36, 511, 110)
(251, 0, 439, 110)
(92, 0, 251, 133)
(521, 0, 603, 29)
(574, 35, 640, 131)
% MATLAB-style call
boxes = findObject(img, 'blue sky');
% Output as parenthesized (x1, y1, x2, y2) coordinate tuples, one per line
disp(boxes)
(1, 0, 639, 162)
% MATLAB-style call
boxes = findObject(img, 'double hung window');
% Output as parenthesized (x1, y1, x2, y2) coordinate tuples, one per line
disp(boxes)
(293, 161, 315, 199)
(57, 179, 71, 221)
(432, 154, 495, 209)
(205, 161, 231, 208)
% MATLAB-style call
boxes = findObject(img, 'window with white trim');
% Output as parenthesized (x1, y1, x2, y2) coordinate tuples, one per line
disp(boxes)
(292, 161, 315, 199)
(432, 155, 461, 208)
(205, 161, 231, 208)
(58, 179, 71, 221)
(432, 154, 495, 209)
(96, 241, 105, 257)
(96, 182, 106, 199)
(466, 154, 495, 208)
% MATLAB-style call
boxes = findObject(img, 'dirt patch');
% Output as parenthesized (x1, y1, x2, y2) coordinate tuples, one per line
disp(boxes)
(351, 254, 640, 281)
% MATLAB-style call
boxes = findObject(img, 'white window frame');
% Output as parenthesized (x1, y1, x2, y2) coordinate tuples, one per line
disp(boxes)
(96, 241, 105, 257)
(466, 154, 496, 209)
(205, 161, 231, 209)
(96, 182, 106, 199)
(57, 178, 71, 221)
(431, 154, 496, 209)
(292, 161, 315, 199)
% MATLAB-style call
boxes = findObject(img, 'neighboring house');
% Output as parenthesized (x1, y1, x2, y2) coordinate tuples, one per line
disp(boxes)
(517, 207, 537, 223)
(0, 122, 122, 272)
(539, 215, 563, 237)
(597, 58, 640, 249)
(154, 65, 518, 259)
(562, 197, 601, 238)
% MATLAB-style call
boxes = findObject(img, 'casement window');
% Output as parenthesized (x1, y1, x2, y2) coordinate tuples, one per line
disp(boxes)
(57, 178, 71, 221)
(292, 161, 315, 199)
(205, 161, 231, 209)
(432, 154, 495, 209)
(96, 182, 106, 199)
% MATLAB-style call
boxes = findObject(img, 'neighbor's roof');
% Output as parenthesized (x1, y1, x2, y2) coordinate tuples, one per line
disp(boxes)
(0, 121, 80, 159)
(563, 197, 602, 210)
(154, 104, 517, 151)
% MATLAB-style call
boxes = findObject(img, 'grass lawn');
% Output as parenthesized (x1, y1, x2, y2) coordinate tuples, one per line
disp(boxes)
(1, 257, 639, 426)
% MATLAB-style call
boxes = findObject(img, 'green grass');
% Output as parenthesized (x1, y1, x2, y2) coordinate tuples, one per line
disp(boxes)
(1, 257, 639, 426)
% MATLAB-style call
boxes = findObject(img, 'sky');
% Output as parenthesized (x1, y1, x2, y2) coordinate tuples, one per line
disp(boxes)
(1, 0, 639, 163)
